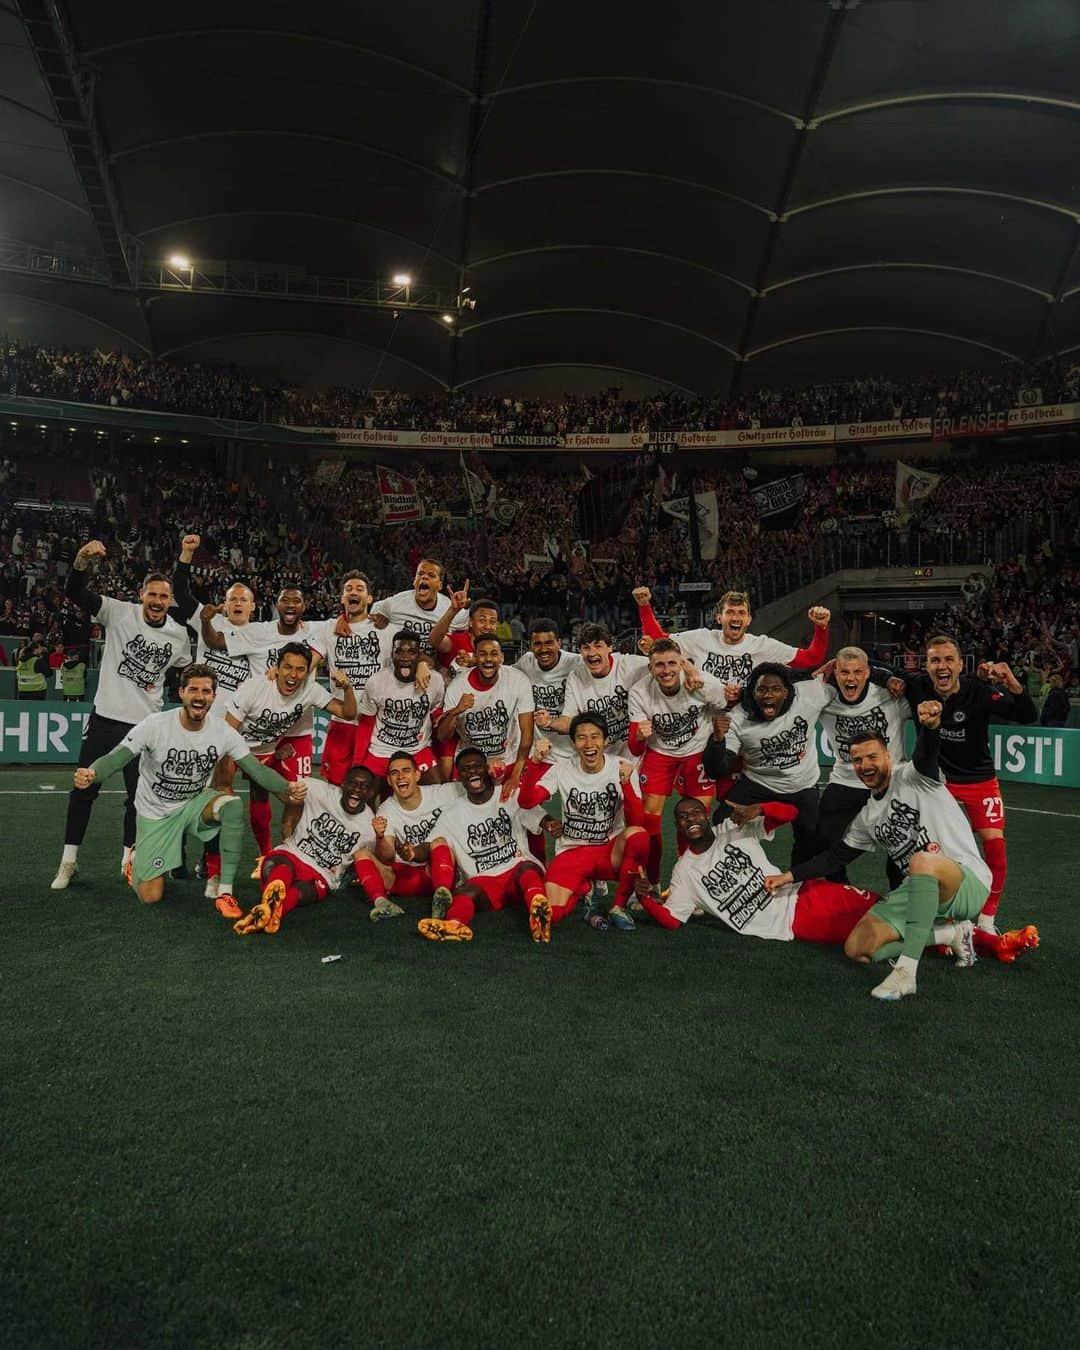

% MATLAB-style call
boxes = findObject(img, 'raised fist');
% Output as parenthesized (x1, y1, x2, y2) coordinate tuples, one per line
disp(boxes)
(285, 780, 308, 804)
(75, 540, 107, 568)
(637, 635, 655, 657)
(917, 700, 943, 728)
(886, 677, 906, 699)
(682, 659, 704, 692)
(372, 815, 387, 838)
(632, 586, 652, 607)
(763, 872, 792, 893)
(808, 605, 831, 628)
(330, 670, 351, 690)
(637, 717, 654, 740)
(711, 712, 732, 739)
(454, 692, 475, 714)
(534, 709, 553, 729)
(74, 766, 96, 789)
(724, 682, 742, 707)
(200, 602, 223, 622)
(180, 534, 201, 560)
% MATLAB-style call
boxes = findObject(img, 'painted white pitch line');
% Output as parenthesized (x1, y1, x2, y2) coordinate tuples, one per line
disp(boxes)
(1007, 806, 1080, 818)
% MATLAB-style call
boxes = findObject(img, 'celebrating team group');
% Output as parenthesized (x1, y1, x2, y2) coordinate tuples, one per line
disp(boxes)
(50, 531, 1040, 1001)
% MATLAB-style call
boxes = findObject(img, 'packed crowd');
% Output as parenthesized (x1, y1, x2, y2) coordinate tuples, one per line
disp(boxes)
(6, 338, 1080, 433)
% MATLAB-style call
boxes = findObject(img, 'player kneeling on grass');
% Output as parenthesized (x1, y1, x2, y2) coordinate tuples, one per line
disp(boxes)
(234, 765, 382, 934)
(517, 713, 649, 939)
(418, 748, 547, 944)
(72, 664, 305, 916)
(764, 702, 1039, 1001)
(633, 797, 883, 945)
(353, 751, 464, 921)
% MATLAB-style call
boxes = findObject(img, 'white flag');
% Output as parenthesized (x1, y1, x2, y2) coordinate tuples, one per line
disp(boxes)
(895, 460, 941, 513)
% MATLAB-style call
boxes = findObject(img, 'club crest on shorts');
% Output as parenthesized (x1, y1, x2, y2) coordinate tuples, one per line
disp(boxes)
(152, 855, 166, 870)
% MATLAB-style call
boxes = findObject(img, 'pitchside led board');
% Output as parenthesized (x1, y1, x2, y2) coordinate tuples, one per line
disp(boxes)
(0, 701, 1077, 788)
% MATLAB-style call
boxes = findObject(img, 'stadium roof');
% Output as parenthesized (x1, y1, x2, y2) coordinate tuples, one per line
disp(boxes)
(4, 0, 1080, 398)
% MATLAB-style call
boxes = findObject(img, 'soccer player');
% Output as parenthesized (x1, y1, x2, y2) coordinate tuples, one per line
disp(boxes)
(436, 635, 534, 793)
(352, 751, 464, 918)
(370, 557, 467, 657)
(51, 534, 201, 890)
(198, 581, 258, 705)
(816, 647, 910, 881)
(514, 618, 583, 761)
(545, 621, 650, 759)
(199, 585, 313, 670)
(517, 714, 649, 939)
(890, 636, 1036, 932)
(233, 765, 382, 935)
(354, 631, 446, 782)
(703, 663, 835, 866)
(418, 748, 547, 943)
(628, 637, 732, 881)
(632, 586, 831, 688)
(308, 570, 395, 785)
(633, 798, 882, 946)
(224, 642, 357, 859)
(766, 703, 1039, 1000)
(426, 581, 500, 671)
(72, 663, 304, 915)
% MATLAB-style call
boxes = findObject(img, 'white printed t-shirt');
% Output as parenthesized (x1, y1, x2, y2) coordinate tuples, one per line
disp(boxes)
(379, 783, 463, 867)
(629, 673, 729, 758)
(445, 666, 534, 760)
(359, 669, 446, 758)
(514, 650, 582, 760)
(531, 753, 638, 853)
(821, 683, 909, 789)
(225, 676, 335, 755)
(561, 653, 650, 756)
(842, 760, 992, 886)
(370, 590, 468, 656)
(199, 613, 256, 716)
(308, 618, 394, 725)
(121, 709, 250, 820)
(436, 790, 535, 879)
(222, 619, 314, 671)
(666, 814, 798, 939)
(93, 595, 191, 724)
(725, 679, 833, 793)
(284, 777, 376, 888)
(672, 629, 798, 689)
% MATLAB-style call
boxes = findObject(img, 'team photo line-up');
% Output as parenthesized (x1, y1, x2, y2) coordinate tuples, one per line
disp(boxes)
(49, 532, 1041, 1002)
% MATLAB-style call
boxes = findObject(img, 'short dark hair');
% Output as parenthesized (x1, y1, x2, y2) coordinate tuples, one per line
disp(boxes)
(474, 634, 503, 653)
(277, 641, 312, 667)
(578, 621, 612, 646)
(569, 711, 607, 740)
(141, 571, 171, 590)
(277, 585, 305, 599)
(387, 751, 418, 769)
(530, 617, 561, 638)
(179, 662, 218, 690)
(848, 730, 889, 751)
(469, 598, 499, 618)
(344, 764, 378, 786)
(650, 637, 682, 658)
(341, 570, 372, 591)
(416, 557, 444, 580)
(392, 628, 421, 650)
(743, 662, 795, 720)
(456, 746, 487, 769)
(926, 634, 962, 654)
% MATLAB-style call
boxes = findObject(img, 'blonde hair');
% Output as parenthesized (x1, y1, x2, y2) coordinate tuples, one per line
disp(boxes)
(718, 590, 751, 611)
(835, 646, 868, 665)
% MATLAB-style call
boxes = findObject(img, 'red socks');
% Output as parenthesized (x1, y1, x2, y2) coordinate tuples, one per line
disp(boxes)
(643, 812, 664, 884)
(264, 860, 302, 916)
(613, 830, 650, 905)
(430, 842, 456, 892)
(249, 797, 273, 857)
(982, 836, 1007, 917)
(353, 858, 387, 904)
(447, 893, 476, 925)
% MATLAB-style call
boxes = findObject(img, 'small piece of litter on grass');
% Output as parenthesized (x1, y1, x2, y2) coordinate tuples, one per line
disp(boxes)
(40, 784, 56, 791)
(321, 954, 343, 964)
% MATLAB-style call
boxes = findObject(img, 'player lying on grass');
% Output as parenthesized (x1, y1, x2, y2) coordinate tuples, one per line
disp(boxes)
(418, 748, 548, 944)
(517, 712, 650, 940)
(71, 664, 304, 915)
(351, 751, 464, 919)
(223, 641, 356, 863)
(233, 765, 384, 934)
(631, 797, 882, 946)
(703, 662, 834, 867)
(764, 702, 1039, 1001)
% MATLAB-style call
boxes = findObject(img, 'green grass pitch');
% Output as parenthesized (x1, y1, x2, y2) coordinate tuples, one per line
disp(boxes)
(2, 765, 1079, 1349)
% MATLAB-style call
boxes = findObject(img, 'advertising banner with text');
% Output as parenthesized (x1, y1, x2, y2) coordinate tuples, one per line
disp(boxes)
(4, 703, 1077, 788)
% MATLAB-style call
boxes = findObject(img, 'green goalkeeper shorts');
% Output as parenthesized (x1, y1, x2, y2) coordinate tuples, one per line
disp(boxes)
(869, 864, 990, 936)
(132, 789, 223, 885)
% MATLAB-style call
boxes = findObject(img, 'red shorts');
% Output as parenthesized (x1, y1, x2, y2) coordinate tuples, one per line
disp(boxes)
(362, 746, 436, 779)
(464, 862, 544, 911)
(545, 839, 620, 893)
(255, 734, 313, 783)
(638, 749, 715, 799)
(790, 879, 879, 945)
(389, 861, 434, 898)
(320, 720, 358, 785)
(265, 848, 330, 900)
(945, 777, 1005, 831)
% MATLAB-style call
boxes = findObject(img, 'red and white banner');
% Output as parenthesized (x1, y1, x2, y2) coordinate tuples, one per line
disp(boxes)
(932, 411, 1010, 441)
(895, 461, 942, 513)
(377, 465, 423, 523)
